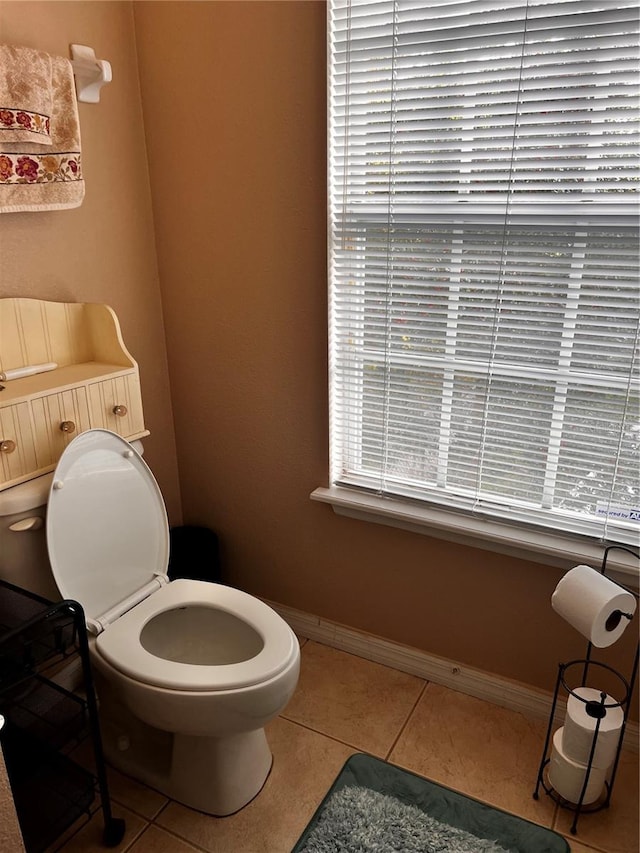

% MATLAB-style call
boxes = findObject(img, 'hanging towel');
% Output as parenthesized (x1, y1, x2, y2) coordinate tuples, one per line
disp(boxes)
(0, 45, 52, 144)
(0, 52, 84, 213)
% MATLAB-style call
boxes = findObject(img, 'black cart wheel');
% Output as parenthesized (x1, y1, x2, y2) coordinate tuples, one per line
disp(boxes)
(103, 817, 126, 847)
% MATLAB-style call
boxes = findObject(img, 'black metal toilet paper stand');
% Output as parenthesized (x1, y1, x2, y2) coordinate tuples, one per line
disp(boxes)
(533, 545, 639, 835)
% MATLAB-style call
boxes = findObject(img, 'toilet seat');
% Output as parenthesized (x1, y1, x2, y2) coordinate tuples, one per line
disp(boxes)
(47, 429, 170, 630)
(95, 578, 297, 691)
(46, 429, 296, 692)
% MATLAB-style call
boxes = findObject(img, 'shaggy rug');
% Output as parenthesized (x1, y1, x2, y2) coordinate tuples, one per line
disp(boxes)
(292, 754, 568, 853)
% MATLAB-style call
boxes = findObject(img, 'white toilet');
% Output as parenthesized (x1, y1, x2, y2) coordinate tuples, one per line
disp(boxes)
(0, 428, 300, 816)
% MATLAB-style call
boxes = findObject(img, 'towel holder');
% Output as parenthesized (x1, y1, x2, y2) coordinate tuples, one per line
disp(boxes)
(70, 44, 111, 103)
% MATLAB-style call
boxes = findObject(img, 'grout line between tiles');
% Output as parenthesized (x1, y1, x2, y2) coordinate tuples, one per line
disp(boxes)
(152, 796, 173, 823)
(120, 821, 149, 853)
(145, 822, 212, 853)
(384, 679, 430, 761)
(277, 714, 380, 758)
(109, 795, 168, 824)
(549, 783, 619, 852)
(106, 769, 171, 822)
(561, 834, 609, 853)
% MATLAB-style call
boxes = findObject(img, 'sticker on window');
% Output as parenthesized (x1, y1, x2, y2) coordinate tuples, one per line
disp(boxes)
(595, 505, 640, 522)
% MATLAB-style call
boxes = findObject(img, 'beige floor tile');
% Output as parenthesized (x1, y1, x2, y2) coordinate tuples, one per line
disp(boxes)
(564, 839, 610, 853)
(42, 639, 634, 853)
(56, 804, 146, 852)
(128, 824, 202, 852)
(389, 682, 557, 826)
(155, 716, 355, 853)
(553, 748, 639, 853)
(107, 765, 169, 820)
(68, 739, 168, 819)
(281, 641, 425, 756)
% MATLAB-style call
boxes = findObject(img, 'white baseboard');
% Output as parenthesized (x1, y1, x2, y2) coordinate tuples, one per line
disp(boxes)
(268, 600, 639, 755)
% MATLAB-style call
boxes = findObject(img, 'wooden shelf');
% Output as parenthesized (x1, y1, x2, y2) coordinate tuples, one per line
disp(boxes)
(1, 363, 134, 403)
(0, 299, 148, 492)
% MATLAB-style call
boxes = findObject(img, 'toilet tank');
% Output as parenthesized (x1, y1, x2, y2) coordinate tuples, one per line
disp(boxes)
(0, 474, 61, 601)
(0, 439, 145, 602)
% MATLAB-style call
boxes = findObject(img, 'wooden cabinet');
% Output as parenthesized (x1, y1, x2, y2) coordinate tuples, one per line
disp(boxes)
(0, 402, 37, 485)
(0, 299, 149, 491)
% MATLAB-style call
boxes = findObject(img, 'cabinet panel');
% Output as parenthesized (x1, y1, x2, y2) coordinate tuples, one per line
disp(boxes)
(87, 374, 145, 438)
(31, 388, 91, 469)
(0, 403, 37, 487)
(0, 299, 147, 491)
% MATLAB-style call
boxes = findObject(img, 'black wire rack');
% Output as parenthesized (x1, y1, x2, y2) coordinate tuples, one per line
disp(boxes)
(0, 578, 125, 852)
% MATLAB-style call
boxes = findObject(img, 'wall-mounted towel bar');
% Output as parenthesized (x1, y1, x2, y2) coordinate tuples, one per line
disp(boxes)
(70, 44, 111, 103)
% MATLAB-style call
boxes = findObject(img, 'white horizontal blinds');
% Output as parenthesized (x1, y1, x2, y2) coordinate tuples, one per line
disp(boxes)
(328, 0, 640, 543)
(331, 0, 640, 221)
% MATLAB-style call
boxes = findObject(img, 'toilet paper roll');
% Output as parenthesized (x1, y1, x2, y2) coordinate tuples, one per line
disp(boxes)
(551, 564, 636, 648)
(548, 727, 607, 805)
(563, 687, 623, 769)
(0, 361, 57, 381)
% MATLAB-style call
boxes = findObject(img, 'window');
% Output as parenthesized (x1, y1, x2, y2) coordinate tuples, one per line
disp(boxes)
(326, 0, 640, 548)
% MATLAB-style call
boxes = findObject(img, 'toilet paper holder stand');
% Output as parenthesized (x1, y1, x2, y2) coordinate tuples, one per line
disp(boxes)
(533, 544, 639, 835)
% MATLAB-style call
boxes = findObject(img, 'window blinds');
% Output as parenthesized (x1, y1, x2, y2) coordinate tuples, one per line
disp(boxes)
(328, 0, 640, 543)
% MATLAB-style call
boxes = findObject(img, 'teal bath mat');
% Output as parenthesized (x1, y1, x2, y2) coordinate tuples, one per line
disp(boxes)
(292, 754, 569, 853)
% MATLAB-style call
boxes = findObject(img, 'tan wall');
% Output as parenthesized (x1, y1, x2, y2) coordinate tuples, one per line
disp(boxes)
(132, 0, 636, 698)
(0, 1, 633, 705)
(0, 1, 181, 521)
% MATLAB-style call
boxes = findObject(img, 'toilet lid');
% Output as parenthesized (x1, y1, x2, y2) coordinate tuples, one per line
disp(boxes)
(46, 429, 170, 628)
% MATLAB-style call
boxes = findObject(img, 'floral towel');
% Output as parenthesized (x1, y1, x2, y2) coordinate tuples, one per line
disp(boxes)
(0, 50, 84, 213)
(0, 44, 52, 144)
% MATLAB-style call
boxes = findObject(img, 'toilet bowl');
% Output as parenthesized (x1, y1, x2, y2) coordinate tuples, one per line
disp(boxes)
(40, 428, 300, 815)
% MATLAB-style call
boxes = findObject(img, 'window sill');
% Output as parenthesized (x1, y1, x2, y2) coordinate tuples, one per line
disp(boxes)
(310, 486, 639, 587)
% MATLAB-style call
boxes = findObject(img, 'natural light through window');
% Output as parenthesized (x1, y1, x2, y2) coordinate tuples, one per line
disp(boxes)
(324, 0, 640, 550)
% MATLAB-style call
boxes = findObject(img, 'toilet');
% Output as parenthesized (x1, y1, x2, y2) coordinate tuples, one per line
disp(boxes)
(0, 428, 300, 816)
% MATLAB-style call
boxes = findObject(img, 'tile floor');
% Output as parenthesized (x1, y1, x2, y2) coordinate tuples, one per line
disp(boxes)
(51, 638, 638, 853)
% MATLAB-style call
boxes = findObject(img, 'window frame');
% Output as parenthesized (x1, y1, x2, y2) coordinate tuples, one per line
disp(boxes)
(321, 0, 640, 577)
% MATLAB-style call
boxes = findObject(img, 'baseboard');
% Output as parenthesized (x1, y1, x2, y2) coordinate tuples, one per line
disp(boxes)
(267, 601, 639, 755)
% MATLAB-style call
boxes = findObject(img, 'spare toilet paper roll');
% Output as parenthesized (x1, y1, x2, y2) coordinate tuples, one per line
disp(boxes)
(0, 361, 57, 381)
(563, 687, 623, 769)
(549, 727, 607, 805)
(551, 564, 636, 648)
